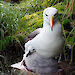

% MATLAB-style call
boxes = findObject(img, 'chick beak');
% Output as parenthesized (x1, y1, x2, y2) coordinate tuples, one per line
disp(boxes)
(49, 16, 53, 31)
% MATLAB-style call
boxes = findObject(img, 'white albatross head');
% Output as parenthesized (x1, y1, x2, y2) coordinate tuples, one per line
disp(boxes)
(43, 7, 58, 31)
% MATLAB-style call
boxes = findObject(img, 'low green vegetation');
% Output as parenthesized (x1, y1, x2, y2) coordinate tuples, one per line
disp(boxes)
(0, 36, 13, 50)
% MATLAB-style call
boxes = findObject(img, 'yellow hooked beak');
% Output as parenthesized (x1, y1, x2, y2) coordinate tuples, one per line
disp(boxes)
(49, 16, 53, 31)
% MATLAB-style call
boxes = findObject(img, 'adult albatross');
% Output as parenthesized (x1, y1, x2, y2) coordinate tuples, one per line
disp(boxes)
(11, 7, 64, 75)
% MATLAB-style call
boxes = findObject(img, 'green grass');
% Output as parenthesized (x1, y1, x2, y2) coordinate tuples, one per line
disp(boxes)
(0, 36, 13, 50)
(0, 1, 26, 35)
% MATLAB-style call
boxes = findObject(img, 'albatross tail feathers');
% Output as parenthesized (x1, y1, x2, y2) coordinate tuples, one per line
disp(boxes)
(11, 60, 27, 71)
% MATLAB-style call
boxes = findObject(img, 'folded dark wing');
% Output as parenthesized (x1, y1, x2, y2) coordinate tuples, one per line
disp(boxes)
(24, 28, 42, 42)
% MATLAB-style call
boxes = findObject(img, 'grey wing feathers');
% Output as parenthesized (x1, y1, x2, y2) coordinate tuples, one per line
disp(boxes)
(24, 28, 41, 56)
(24, 28, 42, 42)
(27, 28, 42, 38)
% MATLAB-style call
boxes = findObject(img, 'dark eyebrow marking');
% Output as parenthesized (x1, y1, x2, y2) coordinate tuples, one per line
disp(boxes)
(54, 13, 58, 16)
(45, 14, 48, 16)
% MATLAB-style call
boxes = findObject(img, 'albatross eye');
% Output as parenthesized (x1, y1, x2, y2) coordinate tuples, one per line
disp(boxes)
(45, 14, 48, 16)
